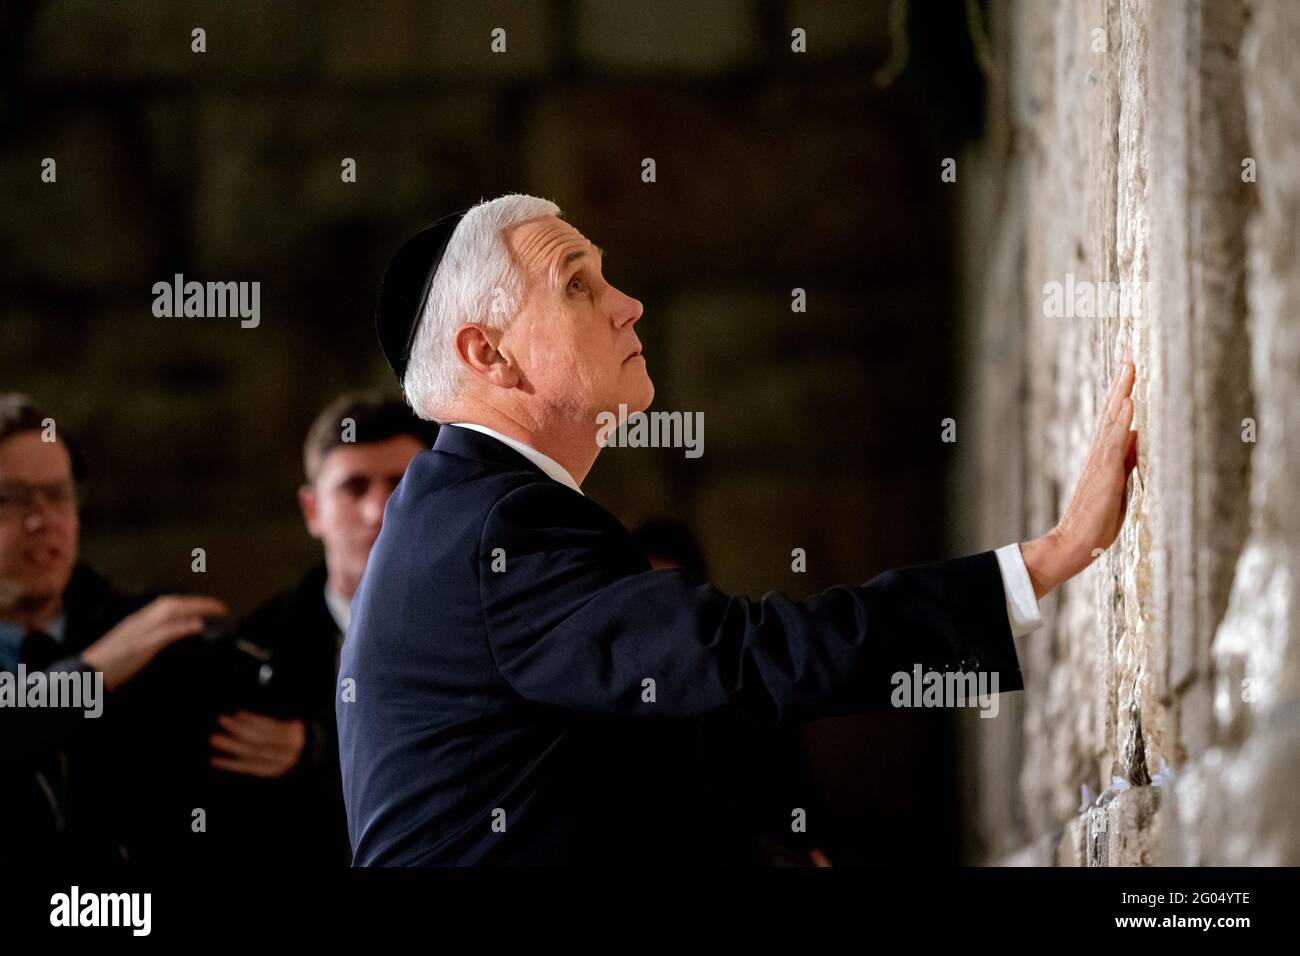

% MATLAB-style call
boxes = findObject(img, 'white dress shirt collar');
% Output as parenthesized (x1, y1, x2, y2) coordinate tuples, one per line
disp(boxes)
(448, 423, 584, 496)
(323, 584, 352, 635)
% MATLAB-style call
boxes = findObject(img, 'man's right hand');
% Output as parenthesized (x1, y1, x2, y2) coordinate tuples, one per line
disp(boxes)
(80, 595, 228, 691)
(1020, 356, 1138, 599)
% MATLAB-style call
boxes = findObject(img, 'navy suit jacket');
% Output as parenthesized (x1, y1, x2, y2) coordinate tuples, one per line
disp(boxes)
(337, 425, 1024, 865)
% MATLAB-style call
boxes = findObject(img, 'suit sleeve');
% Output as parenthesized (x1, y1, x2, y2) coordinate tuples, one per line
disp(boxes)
(478, 482, 1024, 729)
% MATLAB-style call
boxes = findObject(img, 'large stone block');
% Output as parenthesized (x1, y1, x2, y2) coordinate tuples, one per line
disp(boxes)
(520, 80, 938, 281)
(997, 830, 1059, 866)
(1057, 814, 1087, 866)
(322, 0, 554, 80)
(29, 0, 316, 81)
(574, 0, 760, 75)
(1159, 706, 1300, 865)
(1, 113, 162, 285)
(189, 92, 496, 273)
(784, 0, 891, 59)
(1087, 786, 1162, 867)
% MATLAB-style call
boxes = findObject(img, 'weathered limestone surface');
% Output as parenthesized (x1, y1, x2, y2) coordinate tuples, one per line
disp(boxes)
(958, 0, 1300, 865)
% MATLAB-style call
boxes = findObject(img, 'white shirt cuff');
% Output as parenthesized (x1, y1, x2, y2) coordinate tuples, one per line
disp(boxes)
(994, 543, 1044, 638)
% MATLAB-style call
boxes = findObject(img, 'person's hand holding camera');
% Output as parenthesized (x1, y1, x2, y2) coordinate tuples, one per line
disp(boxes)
(80, 594, 227, 691)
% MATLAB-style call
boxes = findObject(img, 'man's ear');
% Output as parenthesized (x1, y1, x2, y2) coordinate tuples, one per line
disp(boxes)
(299, 484, 323, 540)
(453, 324, 520, 388)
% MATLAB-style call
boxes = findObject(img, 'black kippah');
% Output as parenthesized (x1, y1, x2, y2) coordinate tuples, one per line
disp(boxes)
(376, 208, 469, 381)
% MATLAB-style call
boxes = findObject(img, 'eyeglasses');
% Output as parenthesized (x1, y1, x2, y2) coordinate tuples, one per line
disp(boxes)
(0, 480, 81, 519)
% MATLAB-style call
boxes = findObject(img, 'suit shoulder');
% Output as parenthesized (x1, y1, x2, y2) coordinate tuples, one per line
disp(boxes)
(402, 449, 599, 530)
(402, 447, 556, 504)
(482, 478, 617, 535)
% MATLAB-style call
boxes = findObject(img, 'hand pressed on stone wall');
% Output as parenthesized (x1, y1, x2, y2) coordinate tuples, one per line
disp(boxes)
(1019, 356, 1138, 600)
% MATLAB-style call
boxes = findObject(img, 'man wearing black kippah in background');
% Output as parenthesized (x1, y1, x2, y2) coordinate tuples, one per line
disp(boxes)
(339, 193, 1138, 866)
(202, 392, 435, 865)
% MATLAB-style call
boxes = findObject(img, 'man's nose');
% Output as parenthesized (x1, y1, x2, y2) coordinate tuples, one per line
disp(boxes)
(21, 495, 66, 532)
(612, 288, 644, 329)
(361, 491, 387, 526)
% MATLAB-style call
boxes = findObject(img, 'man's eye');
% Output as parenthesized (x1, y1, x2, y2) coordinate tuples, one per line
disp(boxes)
(45, 485, 72, 505)
(568, 275, 584, 293)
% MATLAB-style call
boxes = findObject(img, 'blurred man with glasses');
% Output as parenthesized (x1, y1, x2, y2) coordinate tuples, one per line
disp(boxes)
(0, 393, 226, 864)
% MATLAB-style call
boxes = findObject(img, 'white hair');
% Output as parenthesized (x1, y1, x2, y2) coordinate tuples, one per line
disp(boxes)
(402, 193, 562, 421)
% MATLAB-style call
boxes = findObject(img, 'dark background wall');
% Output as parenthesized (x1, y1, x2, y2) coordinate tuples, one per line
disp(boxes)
(1, 0, 986, 864)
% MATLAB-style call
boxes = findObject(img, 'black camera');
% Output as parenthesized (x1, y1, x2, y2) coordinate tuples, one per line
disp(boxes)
(197, 615, 287, 718)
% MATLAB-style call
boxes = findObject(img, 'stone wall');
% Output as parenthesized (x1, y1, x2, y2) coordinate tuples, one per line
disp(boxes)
(956, 0, 1300, 865)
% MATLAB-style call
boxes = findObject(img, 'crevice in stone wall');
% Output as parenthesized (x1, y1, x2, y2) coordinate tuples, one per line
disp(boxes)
(1123, 699, 1152, 785)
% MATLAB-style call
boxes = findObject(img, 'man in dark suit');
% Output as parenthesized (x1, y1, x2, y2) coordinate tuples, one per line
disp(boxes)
(202, 392, 435, 865)
(338, 194, 1139, 865)
(0, 394, 227, 865)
